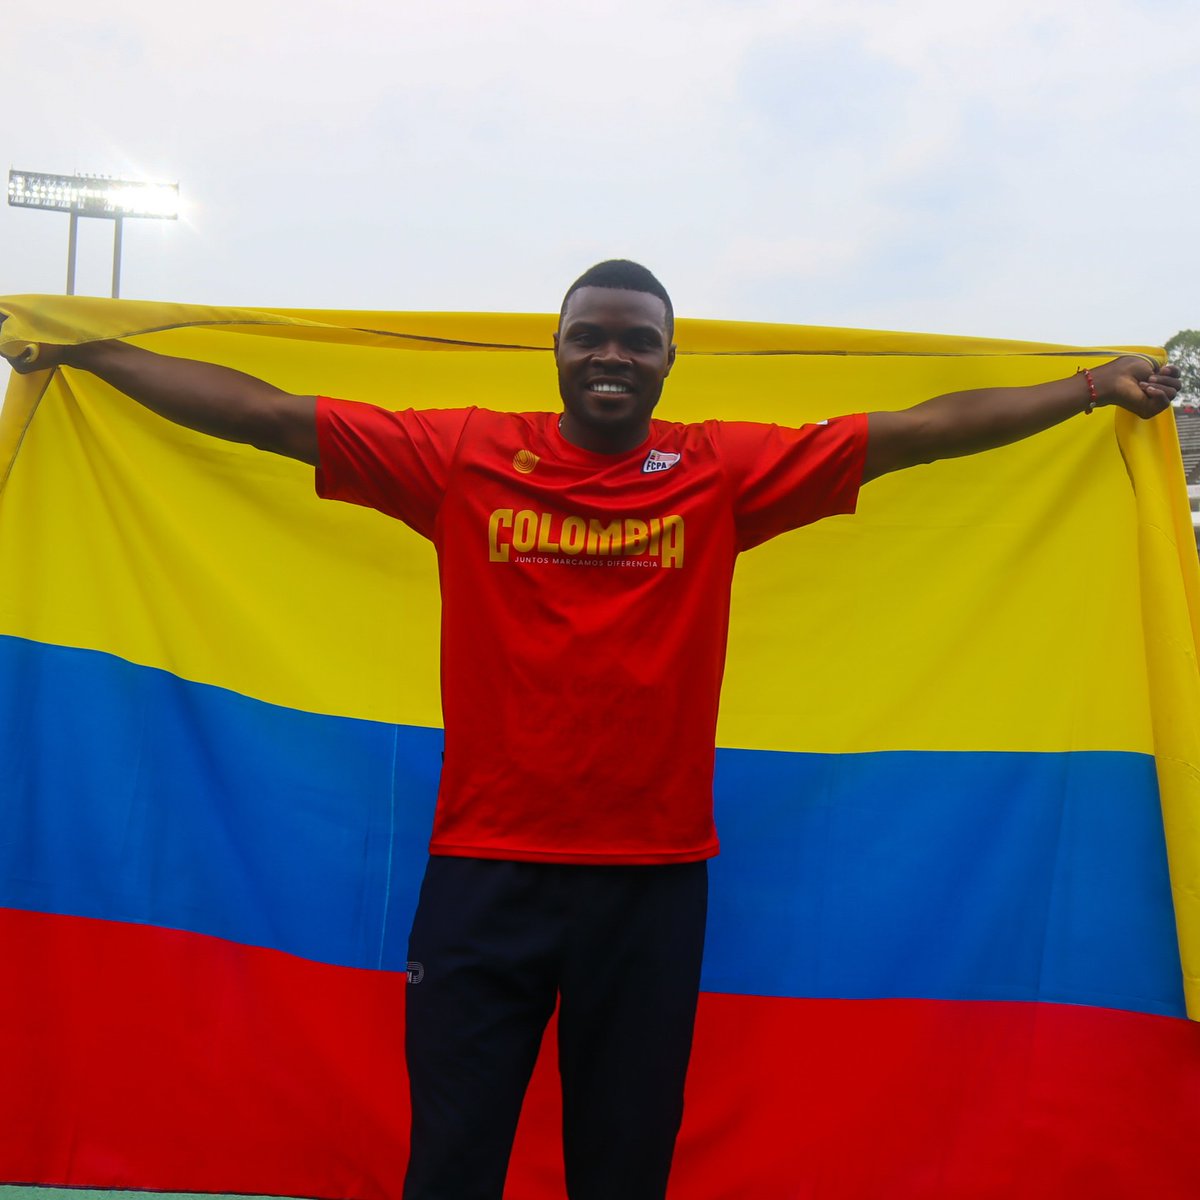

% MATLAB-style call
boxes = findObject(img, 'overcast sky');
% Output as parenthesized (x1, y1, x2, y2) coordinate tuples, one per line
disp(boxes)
(3, 0, 1197, 346)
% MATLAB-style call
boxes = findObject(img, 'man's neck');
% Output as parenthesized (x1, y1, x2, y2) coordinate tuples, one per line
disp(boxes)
(558, 413, 650, 455)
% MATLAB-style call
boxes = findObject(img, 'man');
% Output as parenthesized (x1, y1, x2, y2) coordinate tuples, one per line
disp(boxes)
(4, 260, 1181, 1199)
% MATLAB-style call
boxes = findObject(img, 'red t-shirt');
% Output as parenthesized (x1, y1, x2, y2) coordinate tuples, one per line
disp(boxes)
(316, 398, 868, 865)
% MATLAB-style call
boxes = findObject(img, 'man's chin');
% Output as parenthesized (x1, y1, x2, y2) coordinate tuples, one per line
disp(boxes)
(582, 393, 654, 425)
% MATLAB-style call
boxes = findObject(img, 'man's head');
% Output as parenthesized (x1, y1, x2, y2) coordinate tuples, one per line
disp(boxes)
(554, 260, 676, 455)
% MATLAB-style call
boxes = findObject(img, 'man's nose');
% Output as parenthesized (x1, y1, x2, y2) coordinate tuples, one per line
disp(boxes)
(591, 339, 630, 364)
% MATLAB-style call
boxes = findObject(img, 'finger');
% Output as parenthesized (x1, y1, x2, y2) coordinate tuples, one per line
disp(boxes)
(1141, 375, 1180, 394)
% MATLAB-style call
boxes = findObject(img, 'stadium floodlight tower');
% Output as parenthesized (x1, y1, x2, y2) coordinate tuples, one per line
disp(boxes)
(7, 169, 180, 299)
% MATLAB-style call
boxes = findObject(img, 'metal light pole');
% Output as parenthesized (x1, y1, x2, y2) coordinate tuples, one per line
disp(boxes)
(8, 170, 179, 298)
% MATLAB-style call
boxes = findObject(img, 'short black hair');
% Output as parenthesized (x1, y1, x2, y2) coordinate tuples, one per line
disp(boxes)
(559, 260, 674, 338)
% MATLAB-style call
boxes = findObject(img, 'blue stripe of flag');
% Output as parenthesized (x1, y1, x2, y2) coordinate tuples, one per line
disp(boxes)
(0, 636, 1184, 1017)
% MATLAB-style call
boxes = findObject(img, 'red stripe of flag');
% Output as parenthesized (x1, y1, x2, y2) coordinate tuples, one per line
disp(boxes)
(4, 907, 1196, 1199)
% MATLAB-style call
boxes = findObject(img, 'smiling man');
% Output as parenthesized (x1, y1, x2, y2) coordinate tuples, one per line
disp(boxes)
(3, 260, 1181, 1200)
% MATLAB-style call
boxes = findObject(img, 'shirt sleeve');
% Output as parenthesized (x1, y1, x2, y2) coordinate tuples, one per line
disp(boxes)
(711, 412, 869, 551)
(314, 396, 474, 540)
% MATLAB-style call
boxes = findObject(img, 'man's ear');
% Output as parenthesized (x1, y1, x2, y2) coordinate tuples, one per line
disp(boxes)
(666, 343, 676, 375)
(552, 329, 560, 361)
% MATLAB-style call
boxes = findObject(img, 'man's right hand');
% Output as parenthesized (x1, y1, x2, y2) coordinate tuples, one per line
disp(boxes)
(0, 311, 81, 374)
(3, 343, 81, 374)
(1, 312, 59, 373)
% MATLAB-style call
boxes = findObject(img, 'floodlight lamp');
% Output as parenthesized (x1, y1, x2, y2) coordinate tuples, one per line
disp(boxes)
(106, 183, 179, 218)
(7, 170, 179, 219)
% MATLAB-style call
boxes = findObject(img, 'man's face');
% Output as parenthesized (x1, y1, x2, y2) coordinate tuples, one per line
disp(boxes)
(554, 286, 676, 454)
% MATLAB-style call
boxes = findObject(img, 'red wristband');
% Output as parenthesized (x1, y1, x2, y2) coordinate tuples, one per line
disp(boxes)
(1079, 367, 1098, 415)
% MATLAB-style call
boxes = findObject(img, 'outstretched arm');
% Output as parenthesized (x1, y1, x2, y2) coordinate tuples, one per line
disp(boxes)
(3, 337, 319, 466)
(862, 357, 1182, 483)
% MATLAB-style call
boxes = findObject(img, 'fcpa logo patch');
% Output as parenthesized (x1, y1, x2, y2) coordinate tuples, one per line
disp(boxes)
(642, 449, 681, 474)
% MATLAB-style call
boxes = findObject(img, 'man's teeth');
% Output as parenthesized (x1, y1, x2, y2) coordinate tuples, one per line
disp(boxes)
(592, 383, 631, 393)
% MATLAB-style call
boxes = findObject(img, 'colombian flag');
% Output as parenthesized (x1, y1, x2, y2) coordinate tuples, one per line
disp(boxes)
(1, 297, 1197, 1199)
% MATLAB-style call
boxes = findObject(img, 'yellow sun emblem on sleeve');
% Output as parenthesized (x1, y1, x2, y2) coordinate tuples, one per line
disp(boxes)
(513, 450, 540, 474)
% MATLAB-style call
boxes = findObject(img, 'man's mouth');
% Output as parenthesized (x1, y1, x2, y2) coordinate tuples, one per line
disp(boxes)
(588, 381, 633, 395)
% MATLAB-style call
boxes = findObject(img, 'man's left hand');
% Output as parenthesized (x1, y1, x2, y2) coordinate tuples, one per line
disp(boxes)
(1095, 357, 1183, 419)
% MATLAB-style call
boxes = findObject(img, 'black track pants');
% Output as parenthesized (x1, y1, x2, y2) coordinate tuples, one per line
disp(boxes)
(402, 856, 709, 1200)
